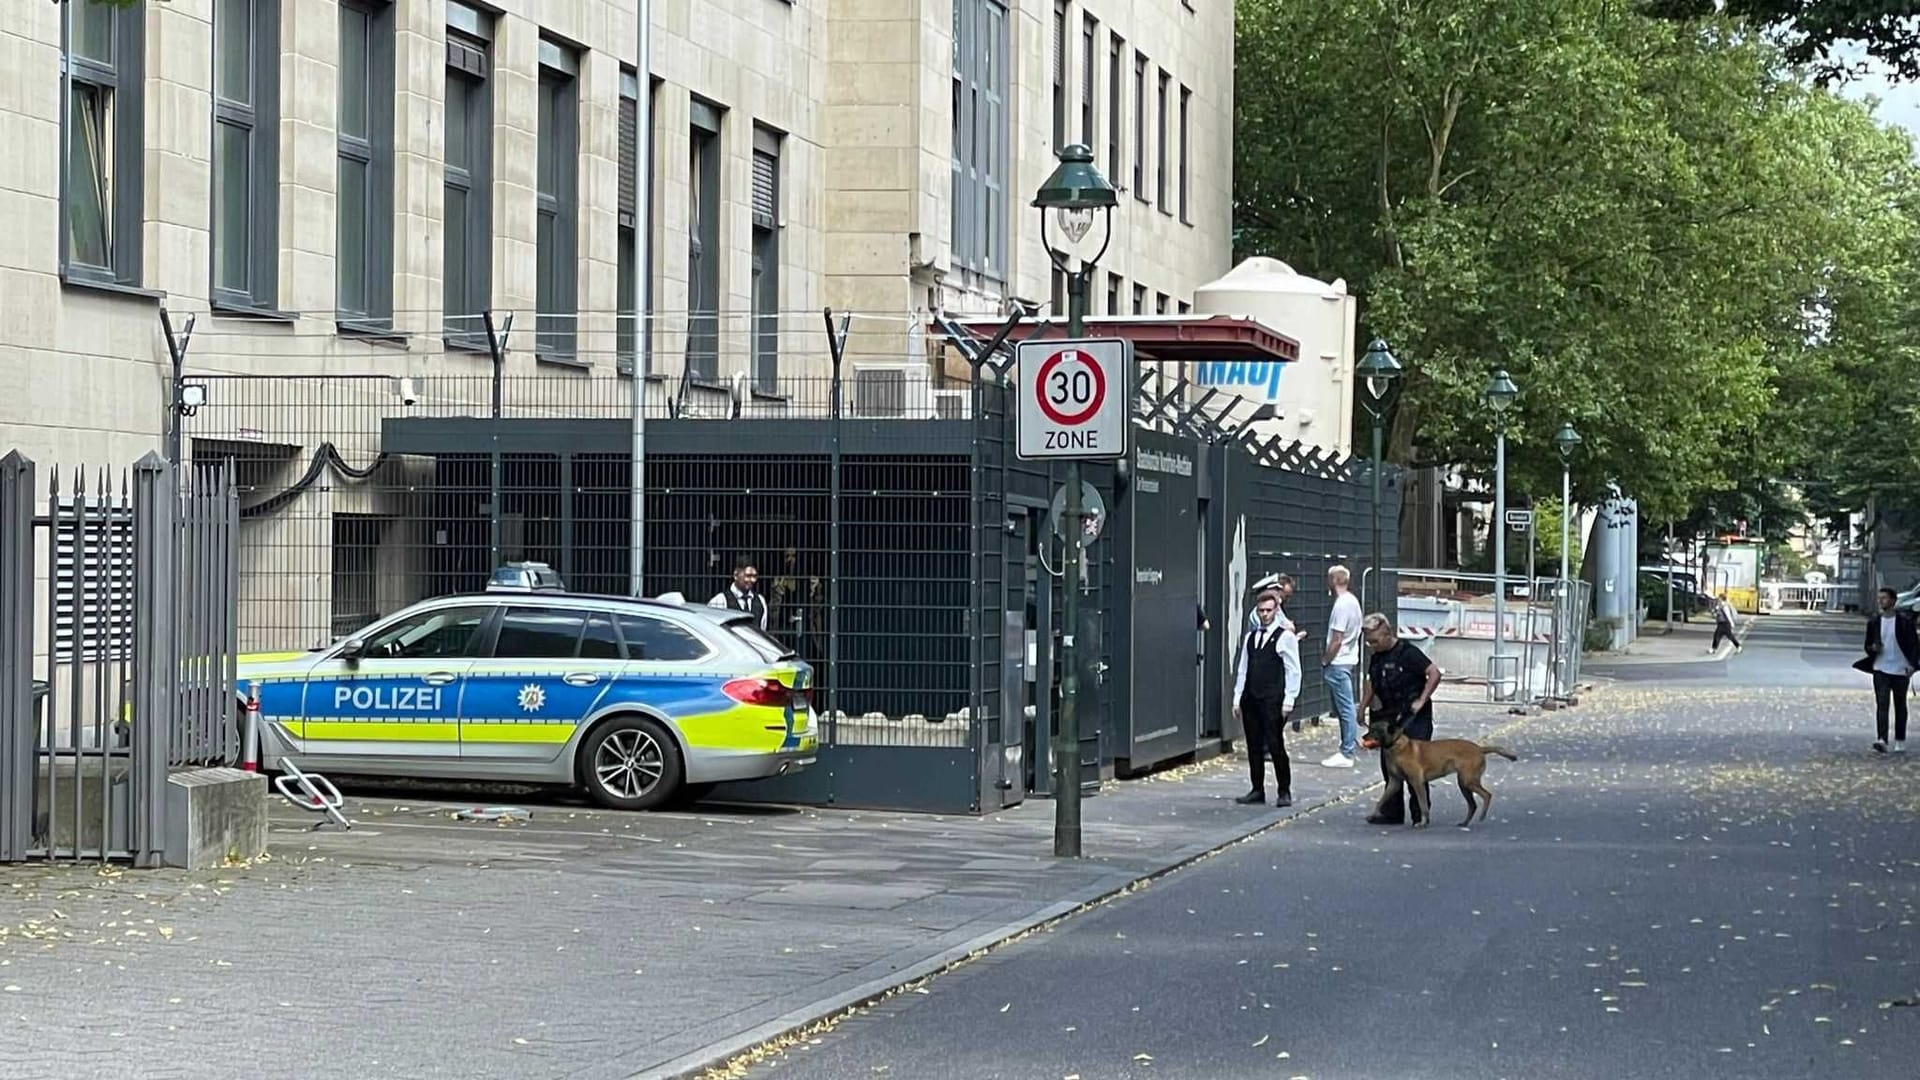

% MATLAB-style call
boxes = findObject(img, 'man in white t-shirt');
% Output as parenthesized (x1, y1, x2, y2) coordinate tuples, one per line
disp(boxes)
(1319, 565, 1364, 768)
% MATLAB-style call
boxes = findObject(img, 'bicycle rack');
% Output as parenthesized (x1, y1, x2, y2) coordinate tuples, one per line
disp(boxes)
(273, 759, 351, 831)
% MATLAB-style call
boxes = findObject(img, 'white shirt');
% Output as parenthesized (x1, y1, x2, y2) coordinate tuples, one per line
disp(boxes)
(1327, 591, 1363, 667)
(1875, 615, 1911, 676)
(1233, 621, 1302, 712)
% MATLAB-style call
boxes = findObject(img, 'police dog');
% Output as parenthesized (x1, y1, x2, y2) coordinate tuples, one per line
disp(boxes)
(1361, 715, 1517, 828)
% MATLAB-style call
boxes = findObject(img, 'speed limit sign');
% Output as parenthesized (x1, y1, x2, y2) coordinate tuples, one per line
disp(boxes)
(1016, 338, 1131, 460)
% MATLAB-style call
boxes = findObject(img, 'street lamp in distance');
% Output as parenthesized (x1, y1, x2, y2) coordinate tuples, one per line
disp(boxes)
(1032, 143, 1117, 860)
(1553, 421, 1582, 694)
(1355, 338, 1402, 613)
(1483, 369, 1519, 701)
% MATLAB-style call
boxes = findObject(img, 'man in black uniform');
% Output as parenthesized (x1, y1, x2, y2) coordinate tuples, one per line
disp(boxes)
(1356, 613, 1443, 825)
(1233, 589, 1302, 807)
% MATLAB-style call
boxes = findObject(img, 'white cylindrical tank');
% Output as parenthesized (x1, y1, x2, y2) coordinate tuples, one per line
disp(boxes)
(1191, 257, 1358, 456)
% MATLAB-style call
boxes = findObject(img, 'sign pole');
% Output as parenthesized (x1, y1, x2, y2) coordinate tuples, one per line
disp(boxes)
(1012, 285, 1126, 858)
(1056, 270, 1089, 859)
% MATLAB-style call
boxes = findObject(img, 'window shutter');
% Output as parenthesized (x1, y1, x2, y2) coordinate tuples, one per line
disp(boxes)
(447, 37, 486, 78)
(1052, 4, 1065, 86)
(752, 150, 777, 229)
(618, 92, 637, 228)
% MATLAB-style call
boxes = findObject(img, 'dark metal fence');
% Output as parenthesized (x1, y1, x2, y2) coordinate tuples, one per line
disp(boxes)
(0, 453, 238, 864)
(159, 306, 1398, 810)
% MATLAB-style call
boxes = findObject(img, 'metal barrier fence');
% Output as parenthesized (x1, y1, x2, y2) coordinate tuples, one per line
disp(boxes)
(1378, 567, 1591, 703)
(0, 453, 239, 864)
(1759, 581, 1853, 614)
(174, 309, 985, 761)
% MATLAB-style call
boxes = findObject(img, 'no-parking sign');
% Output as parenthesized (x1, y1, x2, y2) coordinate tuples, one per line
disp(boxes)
(1016, 338, 1131, 460)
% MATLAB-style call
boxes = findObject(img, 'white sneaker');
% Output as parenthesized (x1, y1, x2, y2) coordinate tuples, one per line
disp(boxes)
(1895, 741, 1907, 755)
(1320, 752, 1356, 769)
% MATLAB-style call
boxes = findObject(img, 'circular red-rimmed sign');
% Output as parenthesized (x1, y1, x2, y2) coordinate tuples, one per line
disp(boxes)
(1034, 349, 1108, 426)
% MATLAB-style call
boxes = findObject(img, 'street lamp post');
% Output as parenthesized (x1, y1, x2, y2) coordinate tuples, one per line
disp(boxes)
(1355, 340, 1403, 613)
(1553, 422, 1581, 697)
(1483, 370, 1519, 699)
(1033, 144, 1117, 859)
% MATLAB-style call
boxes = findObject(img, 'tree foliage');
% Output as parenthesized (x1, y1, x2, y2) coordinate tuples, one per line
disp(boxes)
(1236, 0, 1918, 533)
(1647, 1, 1920, 83)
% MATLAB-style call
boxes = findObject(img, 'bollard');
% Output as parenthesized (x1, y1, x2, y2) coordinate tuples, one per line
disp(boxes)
(241, 681, 262, 772)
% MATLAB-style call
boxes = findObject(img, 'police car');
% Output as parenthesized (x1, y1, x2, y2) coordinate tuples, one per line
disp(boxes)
(235, 566, 817, 810)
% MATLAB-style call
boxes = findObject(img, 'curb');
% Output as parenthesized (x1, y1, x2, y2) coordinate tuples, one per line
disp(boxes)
(628, 708, 1536, 1080)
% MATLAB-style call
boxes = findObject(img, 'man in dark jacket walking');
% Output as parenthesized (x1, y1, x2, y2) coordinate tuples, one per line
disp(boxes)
(1860, 587, 1920, 754)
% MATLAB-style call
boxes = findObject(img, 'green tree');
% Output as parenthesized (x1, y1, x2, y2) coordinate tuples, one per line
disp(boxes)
(1237, 0, 1917, 532)
(1647, 1, 1920, 82)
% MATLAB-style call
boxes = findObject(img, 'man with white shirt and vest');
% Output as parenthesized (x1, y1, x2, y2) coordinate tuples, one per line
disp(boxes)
(709, 554, 770, 631)
(1234, 589, 1302, 808)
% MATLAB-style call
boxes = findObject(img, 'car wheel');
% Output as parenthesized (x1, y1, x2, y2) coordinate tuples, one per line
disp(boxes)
(580, 716, 683, 811)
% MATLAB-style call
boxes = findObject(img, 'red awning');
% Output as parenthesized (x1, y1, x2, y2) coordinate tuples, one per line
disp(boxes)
(940, 314, 1300, 364)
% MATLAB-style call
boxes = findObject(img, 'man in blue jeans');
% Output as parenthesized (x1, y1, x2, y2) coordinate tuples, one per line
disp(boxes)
(1319, 565, 1363, 768)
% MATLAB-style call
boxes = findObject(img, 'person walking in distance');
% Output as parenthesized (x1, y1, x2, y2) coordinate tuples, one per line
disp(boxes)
(1860, 587, 1920, 754)
(1319, 565, 1363, 769)
(709, 555, 770, 632)
(1356, 613, 1442, 825)
(1710, 592, 1743, 654)
(1233, 590, 1302, 808)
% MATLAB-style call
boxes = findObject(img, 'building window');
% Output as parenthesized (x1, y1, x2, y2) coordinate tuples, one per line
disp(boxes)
(1157, 70, 1170, 213)
(951, 0, 1009, 285)
(1156, 292, 1169, 315)
(1106, 33, 1123, 183)
(1080, 14, 1097, 146)
(1051, 0, 1067, 149)
(688, 99, 724, 382)
(212, 0, 281, 311)
(617, 72, 638, 371)
(1132, 283, 1146, 315)
(1132, 52, 1147, 201)
(1178, 85, 1192, 225)
(536, 40, 579, 360)
(443, 3, 492, 346)
(1177, 300, 1190, 315)
(751, 127, 783, 393)
(61, 0, 145, 288)
(1105, 273, 1120, 316)
(337, 0, 394, 329)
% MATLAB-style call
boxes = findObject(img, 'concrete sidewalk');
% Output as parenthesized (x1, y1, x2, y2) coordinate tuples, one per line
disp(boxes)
(0, 701, 1531, 1080)
(1586, 611, 1756, 668)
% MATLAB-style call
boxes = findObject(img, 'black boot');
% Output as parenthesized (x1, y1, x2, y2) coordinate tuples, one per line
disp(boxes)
(1235, 790, 1266, 805)
(1274, 793, 1293, 808)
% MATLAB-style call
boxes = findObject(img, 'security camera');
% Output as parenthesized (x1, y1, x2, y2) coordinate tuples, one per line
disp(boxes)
(393, 377, 419, 406)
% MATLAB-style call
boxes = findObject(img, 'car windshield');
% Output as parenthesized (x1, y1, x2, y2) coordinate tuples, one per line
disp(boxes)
(729, 623, 795, 663)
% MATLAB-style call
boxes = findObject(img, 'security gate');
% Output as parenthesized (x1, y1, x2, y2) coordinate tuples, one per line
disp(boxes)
(0, 452, 238, 865)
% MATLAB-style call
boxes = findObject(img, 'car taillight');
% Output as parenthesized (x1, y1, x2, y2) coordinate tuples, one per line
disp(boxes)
(722, 678, 791, 708)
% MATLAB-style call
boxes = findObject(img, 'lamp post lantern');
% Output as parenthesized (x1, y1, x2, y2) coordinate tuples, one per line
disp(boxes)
(1033, 143, 1117, 859)
(1483, 369, 1519, 699)
(1553, 421, 1581, 696)
(1355, 339, 1403, 613)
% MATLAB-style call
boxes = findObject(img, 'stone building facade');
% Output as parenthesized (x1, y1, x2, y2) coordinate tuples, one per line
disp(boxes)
(3, 0, 1232, 648)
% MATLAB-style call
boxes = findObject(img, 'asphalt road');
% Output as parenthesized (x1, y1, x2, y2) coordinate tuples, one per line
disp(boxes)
(742, 614, 1919, 1080)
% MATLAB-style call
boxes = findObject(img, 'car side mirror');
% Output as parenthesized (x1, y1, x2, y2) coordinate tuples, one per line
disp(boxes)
(338, 638, 367, 663)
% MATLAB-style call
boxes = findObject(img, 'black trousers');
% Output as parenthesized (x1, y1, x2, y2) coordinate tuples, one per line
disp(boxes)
(1241, 694, 1290, 796)
(1373, 721, 1432, 824)
(1873, 671, 1910, 742)
(1712, 621, 1741, 649)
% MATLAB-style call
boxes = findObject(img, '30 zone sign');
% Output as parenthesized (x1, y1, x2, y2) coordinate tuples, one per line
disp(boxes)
(1017, 338, 1131, 460)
